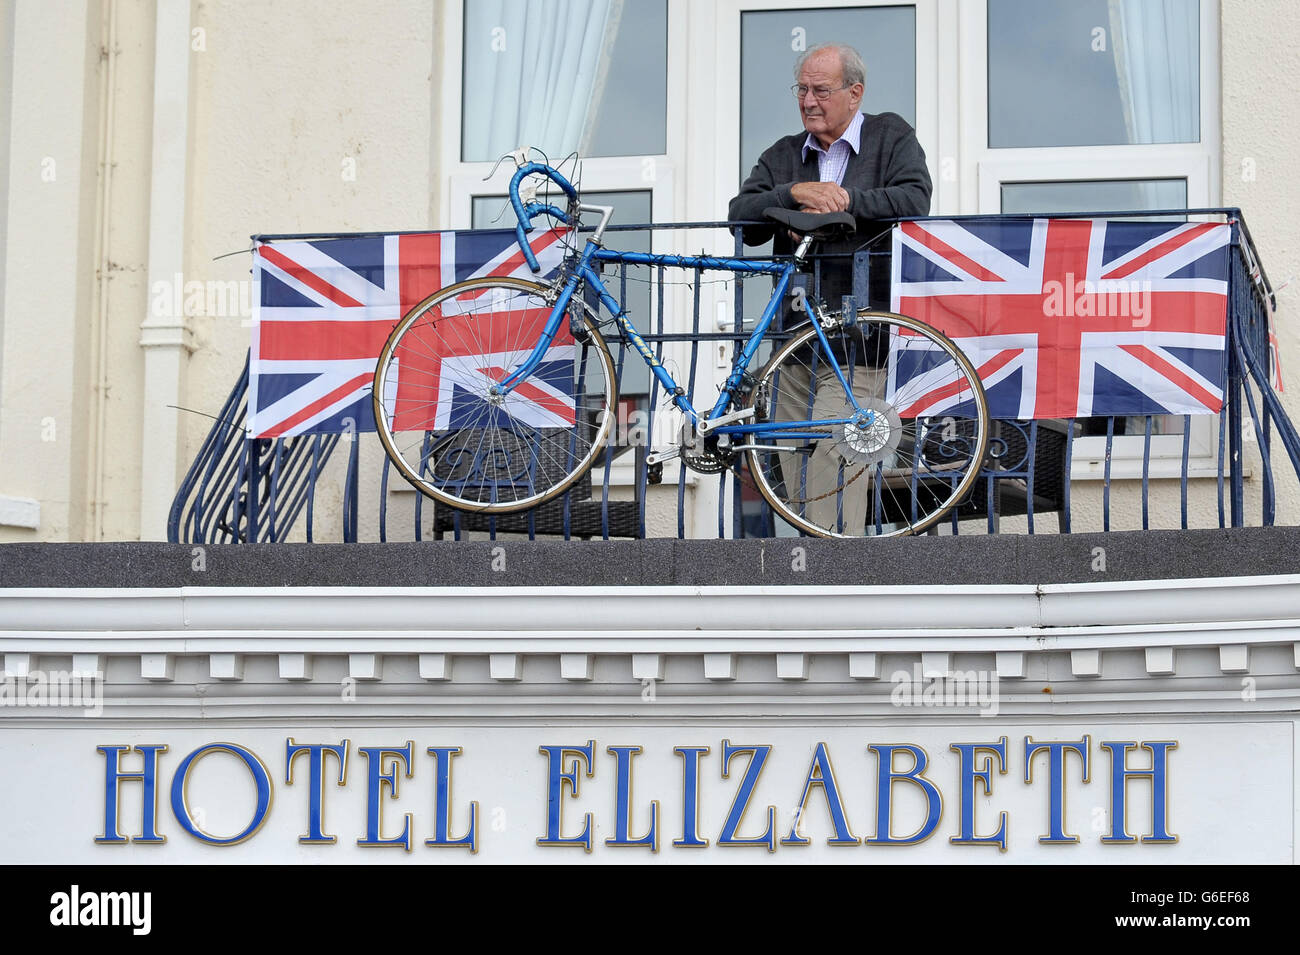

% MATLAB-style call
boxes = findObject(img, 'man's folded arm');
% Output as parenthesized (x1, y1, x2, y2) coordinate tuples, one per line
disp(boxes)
(728, 156, 799, 245)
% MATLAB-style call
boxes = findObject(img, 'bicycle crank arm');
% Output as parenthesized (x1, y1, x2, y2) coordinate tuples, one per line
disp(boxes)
(646, 447, 681, 466)
(697, 407, 755, 435)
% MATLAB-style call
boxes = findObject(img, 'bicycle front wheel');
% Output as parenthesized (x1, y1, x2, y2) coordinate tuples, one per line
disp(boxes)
(745, 311, 990, 538)
(373, 276, 617, 513)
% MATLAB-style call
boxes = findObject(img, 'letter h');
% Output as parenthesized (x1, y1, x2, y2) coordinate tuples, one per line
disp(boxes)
(95, 745, 167, 844)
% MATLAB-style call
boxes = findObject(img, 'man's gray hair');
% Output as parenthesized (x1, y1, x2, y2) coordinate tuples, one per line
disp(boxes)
(794, 43, 867, 88)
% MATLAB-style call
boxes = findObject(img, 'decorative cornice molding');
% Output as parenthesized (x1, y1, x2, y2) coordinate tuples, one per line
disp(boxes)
(2, 576, 1299, 650)
(0, 577, 1297, 716)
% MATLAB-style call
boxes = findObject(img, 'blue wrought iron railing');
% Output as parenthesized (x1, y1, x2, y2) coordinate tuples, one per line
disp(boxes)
(168, 210, 1295, 543)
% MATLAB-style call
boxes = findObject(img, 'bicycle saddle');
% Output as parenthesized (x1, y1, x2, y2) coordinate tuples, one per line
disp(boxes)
(764, 207, 856, 239)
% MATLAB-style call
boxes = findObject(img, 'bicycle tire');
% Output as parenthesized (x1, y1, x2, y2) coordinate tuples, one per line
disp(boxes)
(744, 310, 990, 538)
(373, 276, 618, 514)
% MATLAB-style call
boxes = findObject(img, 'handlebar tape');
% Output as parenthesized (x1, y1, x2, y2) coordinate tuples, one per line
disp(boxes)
(509, 162, 579, 272)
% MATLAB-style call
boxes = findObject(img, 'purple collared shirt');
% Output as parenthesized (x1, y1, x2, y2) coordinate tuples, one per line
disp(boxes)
(801, 111, 863, 186)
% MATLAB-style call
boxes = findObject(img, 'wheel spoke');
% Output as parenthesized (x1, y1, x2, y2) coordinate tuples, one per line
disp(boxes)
(373, 278, 616, 513)
(746, 313, 988, 538)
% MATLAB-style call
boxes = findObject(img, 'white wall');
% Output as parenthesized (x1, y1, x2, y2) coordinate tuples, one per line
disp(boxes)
(0, 0, 101, 542)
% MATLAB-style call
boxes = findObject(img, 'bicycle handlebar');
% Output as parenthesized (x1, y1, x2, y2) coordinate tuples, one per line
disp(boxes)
(508, 161, 579, 273)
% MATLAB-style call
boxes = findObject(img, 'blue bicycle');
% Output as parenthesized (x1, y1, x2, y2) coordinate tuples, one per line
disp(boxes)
(373, 154, 990, 537)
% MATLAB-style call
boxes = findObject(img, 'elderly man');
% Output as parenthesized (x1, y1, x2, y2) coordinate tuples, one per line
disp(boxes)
(729, 43, 934, 535)
(729, 42, 932, 305)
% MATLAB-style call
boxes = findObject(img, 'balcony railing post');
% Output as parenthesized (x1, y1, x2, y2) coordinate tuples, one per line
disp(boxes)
(267, 441, 282, 543)
(1227, 228, 1246, 528)
(852, 249, 871, 316)
(343, 431, 360, 543)
(243, 439, 259, 543)
(1263, 397, 1274, 525)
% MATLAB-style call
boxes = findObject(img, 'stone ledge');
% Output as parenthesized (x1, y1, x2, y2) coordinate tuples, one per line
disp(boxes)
(0, 526, 1297, 588)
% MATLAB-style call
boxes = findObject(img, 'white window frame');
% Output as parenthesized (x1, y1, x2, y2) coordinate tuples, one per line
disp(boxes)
(438, 0, 684, 234)
(709, 0, 941, 408)
(712, 0, 941, 212)
(958, 0, 1224, 480)
(974, 155, 1211, 215)
(708, 1, 938, 534)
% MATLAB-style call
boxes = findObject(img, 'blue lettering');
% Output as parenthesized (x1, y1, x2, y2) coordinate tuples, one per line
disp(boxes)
(717, 740, 776, 851)
(95, 744, 167, 844)
(672, 746, 709, 848)
(425, 746, 478, 851)
(865, 744, 942, 845)
(950, 738, 1008, 849)
(285, 738, 348, 844)
(1024, 735, 1091, 844)
(1100, 740, 1177, 844)
(536, 741, 595, 851)
(356, 742, 414, 850)
(782, 742, 859, 846)
(604, 745, 658, 850)
(170, 742, 273, 846)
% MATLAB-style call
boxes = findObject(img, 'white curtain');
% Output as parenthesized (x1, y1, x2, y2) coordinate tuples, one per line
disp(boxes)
(462, 0, 615, 161)
(1108, 0, 1199, 144)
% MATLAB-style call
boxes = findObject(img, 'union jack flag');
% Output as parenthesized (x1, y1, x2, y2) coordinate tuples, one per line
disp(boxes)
(888, 218, 1232, 419)
(249, 228, 569, 438)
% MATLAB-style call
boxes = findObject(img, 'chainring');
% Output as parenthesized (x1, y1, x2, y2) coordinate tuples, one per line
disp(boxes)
(682, 449, 735, 474)
(682, 434, 738, 474)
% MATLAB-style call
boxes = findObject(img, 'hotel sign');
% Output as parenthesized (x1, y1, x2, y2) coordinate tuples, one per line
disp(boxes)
(12, 722, 1274, 861)
(97, 734, 1174, 851)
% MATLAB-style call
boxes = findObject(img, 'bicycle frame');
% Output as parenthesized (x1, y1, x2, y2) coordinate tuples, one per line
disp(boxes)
(497, 236, 872, 441)
(373, 156, 990, 536)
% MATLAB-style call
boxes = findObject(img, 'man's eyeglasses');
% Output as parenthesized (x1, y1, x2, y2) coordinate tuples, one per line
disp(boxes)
(791, 84, 852, 101)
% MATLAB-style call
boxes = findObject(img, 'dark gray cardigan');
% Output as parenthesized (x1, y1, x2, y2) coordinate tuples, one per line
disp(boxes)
(728, 111, 933, 305)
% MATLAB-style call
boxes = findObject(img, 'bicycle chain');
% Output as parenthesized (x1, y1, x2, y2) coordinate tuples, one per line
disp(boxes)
(682, 450, 734, 474)
(720, 426, 872, 506)
(736, 391, 872, 505)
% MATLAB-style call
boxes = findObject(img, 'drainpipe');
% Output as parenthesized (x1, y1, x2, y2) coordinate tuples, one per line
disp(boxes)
(137, 0, 193, 539)
(87, 0, 116, 539)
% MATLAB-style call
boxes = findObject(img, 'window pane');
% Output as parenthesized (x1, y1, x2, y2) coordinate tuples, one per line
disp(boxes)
(462, 0, 667, 162)
(1000, 178, 1187, 214)
(740, 6, 916, 183)
(472, 189, 654, 398)
(988, 0, 1199, 147)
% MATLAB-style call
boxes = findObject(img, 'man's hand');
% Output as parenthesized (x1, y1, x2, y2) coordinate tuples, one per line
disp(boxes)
(790, 181, 850, 213)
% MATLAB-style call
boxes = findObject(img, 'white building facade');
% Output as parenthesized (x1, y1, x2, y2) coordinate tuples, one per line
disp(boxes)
(0, 0, 1296, 542)
(1, 532, 1297, 862)
(0, 1, 1297, 868)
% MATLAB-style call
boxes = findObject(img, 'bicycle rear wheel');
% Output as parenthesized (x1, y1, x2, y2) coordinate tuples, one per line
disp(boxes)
(373, 276, 617, 513)
(744, 311, 989, 538)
